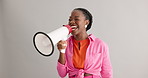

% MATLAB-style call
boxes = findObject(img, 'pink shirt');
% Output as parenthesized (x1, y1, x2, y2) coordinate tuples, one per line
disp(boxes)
(57, 34, 113, 78)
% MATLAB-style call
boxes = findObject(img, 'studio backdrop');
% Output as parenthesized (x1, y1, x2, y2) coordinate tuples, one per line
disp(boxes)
(0, 0, 148, 78)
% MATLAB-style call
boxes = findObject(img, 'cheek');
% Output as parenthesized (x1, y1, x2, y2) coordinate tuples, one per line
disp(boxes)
(75, 21, 80, 25)
(75, 21, 84, 26)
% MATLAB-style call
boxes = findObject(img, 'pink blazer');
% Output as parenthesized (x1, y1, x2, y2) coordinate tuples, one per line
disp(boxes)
(57, 34, 113, 78)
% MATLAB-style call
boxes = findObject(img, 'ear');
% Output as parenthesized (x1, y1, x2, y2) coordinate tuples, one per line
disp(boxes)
(85, 20, 89, 26)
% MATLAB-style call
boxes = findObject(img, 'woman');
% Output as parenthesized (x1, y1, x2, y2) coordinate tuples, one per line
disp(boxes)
(57, 8, 113, 78)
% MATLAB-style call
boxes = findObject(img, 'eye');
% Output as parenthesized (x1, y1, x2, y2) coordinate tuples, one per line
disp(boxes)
(69, 19, 72, 22)
(75, 19, 79, 21)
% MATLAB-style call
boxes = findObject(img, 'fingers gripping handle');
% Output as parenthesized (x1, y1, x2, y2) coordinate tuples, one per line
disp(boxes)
(60, 43, 67, 53)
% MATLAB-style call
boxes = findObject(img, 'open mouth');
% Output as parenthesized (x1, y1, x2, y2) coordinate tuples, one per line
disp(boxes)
(71, 26, 78, 31)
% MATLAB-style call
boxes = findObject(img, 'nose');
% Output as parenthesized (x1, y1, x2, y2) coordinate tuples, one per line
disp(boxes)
(69, 20, 75, 26)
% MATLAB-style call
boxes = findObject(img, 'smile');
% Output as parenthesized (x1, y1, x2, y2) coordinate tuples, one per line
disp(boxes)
(71, 26, 78, 31)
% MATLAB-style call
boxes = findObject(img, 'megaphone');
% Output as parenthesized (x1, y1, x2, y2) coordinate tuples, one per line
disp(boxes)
(33, 25, 72, 56)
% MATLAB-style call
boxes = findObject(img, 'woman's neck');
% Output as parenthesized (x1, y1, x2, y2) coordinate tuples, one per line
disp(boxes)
(74, 32, 89, 40)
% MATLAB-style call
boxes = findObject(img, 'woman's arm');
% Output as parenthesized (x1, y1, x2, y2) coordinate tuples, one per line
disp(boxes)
(100, 43, 113, 78)
(58, 52, 66, 64)
(57, 40, 68, 77)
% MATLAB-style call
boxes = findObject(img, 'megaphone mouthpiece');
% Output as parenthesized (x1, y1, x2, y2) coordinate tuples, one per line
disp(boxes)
(63, 25, 72, 34)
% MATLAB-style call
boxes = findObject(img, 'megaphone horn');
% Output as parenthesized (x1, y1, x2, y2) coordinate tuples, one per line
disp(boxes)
(33, 25, 72, 56)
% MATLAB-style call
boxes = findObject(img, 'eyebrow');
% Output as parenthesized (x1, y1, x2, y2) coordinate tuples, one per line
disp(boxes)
(69, 16, 80, 18)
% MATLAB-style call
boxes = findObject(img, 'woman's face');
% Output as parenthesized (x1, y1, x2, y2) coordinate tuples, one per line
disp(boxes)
(68, 10, 89, 35)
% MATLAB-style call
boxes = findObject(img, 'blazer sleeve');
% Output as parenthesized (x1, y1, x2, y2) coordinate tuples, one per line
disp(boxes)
(57, 61, 68, 78)
(100, 43, 113, 78)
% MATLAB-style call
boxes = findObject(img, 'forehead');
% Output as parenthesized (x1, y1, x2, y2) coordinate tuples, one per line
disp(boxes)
(70, 10, 85, 18)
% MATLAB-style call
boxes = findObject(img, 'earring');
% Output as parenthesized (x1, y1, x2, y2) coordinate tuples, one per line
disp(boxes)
(85, 25, 87, 28)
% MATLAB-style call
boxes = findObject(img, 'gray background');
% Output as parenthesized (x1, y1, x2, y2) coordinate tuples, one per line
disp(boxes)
(0, 0, 148, 78)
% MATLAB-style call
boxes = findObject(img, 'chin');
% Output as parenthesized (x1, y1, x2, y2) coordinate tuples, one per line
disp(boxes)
(71, 32, 77, 36)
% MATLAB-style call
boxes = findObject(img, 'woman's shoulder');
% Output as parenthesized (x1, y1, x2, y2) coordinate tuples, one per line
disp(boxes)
(89, 34, 108, 46)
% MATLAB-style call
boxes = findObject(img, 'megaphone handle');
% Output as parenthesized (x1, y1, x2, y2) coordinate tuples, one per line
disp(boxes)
(60, 49, 66, 53)
(59, 40, 67, 53)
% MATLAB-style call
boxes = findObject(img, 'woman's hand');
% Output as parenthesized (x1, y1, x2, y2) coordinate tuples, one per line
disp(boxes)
(57, 40, 67, 53)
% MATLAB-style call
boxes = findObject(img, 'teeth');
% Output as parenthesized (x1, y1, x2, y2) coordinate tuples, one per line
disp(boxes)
(71, 26, 77, 28)
(71, 26, 77, 31)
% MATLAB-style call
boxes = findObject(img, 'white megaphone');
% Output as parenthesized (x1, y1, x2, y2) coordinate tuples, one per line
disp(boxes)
(33, 25, 72, 56)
